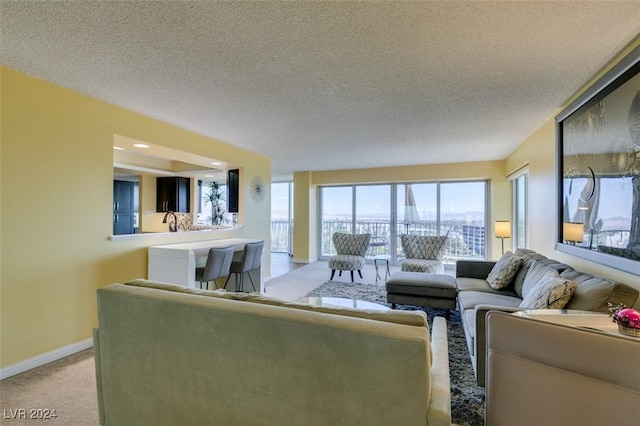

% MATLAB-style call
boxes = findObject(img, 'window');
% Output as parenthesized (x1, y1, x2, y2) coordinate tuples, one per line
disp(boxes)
(441, 181, 486, 258)
(271, 182, 293, 253)
(320, 186, 353, 256)
(356, 185, 391, 258)
(319, 181, 487, 264)
(396, 183, 437, 260)
(511, 170, 529, 249)
(197, 179, 228, 226)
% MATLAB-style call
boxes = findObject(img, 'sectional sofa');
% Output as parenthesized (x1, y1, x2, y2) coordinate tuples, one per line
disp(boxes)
(455, 248, 639, 387)
(94, 279, 452, 426)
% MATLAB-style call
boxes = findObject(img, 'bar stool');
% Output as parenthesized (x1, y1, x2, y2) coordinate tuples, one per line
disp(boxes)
(224, 241, 264, 292)
(195, 245, 235, 290)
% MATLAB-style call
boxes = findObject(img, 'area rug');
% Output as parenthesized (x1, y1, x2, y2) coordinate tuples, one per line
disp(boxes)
(304, 281, 485, 426)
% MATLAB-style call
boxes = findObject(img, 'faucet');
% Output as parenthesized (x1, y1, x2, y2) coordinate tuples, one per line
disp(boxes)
(162, 211, 178, 232)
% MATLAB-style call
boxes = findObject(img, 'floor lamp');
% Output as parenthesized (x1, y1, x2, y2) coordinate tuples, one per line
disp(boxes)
(494, 221, 511, 255)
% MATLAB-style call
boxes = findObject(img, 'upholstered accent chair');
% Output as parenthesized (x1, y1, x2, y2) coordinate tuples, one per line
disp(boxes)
(400, 234, 449, 274)
(328, 233, 371, 282)
(195, 245, 235, 290)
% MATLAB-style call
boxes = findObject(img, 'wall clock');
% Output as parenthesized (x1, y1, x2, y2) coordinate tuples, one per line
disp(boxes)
(249, 175, 266, 203)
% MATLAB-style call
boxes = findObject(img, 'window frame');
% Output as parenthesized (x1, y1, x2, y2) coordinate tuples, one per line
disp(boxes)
(509, 167, 529, 251)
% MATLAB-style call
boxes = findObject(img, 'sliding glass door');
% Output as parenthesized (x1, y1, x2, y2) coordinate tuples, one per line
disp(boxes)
(441, 181, 487, 258)
(356, 185, 391, 258)
(320, 186, 353, 256)
(271, 182, 293, 254)
(396, 183, 437, 260)
(320, 181, 487, 264)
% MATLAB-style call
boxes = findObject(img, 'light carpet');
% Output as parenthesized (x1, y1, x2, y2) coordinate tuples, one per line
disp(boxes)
(0, 349, 98, 426)
(304, 280, 485, 426)
(0, 273, 482, 426)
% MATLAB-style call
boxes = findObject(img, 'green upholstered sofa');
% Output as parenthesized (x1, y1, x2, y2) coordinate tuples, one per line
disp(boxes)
(94, 280, 452, 426)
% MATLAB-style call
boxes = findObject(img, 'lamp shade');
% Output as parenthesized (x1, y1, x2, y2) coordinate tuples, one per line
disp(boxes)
(494, 221, 511, 238)
(563, 222, 584, 243)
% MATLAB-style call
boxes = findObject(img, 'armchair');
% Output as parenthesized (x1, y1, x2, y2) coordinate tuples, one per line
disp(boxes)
(328, 233, 371, 282)
(400, 234, 449, 274)
(486, 311, 640, 426)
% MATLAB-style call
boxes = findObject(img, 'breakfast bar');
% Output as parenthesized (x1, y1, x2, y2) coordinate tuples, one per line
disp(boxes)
(148, 238, 263, 291)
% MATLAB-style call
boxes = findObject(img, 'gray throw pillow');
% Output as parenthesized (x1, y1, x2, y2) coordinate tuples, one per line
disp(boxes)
(486, 252, 523, 290)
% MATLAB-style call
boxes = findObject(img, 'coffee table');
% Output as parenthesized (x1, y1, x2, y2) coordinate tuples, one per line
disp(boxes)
(297, 296, 390, 311)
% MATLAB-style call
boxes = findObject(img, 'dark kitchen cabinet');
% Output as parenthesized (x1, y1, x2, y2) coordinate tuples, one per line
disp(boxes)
(157, 177, 190, 213)
(227, 169, 239, 213)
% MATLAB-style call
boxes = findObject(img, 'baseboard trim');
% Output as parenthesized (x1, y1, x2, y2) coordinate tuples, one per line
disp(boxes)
(0, 338, 94, 380)
(292, 257, 317, 264)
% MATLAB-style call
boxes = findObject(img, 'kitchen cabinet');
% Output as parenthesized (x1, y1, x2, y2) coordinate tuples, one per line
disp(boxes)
(157, 177, 190, 213)
(227, 169, 239, 213)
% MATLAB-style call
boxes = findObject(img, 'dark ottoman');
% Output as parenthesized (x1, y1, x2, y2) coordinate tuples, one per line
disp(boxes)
(385, 271, 458, 318)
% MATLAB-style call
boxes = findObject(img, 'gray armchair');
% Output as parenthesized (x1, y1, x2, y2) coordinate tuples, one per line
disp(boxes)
(400, 234, 449, 274)
(328, 233, 371, 282)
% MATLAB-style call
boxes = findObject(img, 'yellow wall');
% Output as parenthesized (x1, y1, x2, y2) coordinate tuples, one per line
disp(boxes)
(293, 160, 512, 262)
(505, 40, 640, 308)
(292, 172, 314, 262)
(0, 67, 271, 367)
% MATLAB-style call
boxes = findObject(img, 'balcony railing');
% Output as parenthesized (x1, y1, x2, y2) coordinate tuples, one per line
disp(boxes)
(271, 219, 486, 263)
(271, 219, 292, 252)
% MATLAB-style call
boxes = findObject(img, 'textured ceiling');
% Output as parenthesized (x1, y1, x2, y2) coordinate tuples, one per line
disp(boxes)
(2, 1, 640, 179)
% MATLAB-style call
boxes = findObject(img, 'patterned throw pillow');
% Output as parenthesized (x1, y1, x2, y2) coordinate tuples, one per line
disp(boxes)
(519, 276, 577, 309)
(486, 252, 523, 290)
(521, 260, 560, 300)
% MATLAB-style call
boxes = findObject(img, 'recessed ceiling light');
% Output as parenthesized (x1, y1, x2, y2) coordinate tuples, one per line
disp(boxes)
(205, 174, 214, 178)
(210, 161, 222, 166)
(133, 143, 149, 148)
(113, 146, 125, 150)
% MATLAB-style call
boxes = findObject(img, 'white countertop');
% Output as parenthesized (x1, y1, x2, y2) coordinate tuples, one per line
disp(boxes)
(149, 238, 261, 254)
(109, 225, 244, 241)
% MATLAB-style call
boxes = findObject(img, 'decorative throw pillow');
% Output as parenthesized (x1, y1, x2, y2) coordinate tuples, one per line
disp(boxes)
(521, 259, 560, 300)
(486, 252, 523, 290)
(519, 276, 577, 309)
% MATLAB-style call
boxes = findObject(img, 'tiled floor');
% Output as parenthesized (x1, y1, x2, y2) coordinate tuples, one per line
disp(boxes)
(270, 252, 304, 278)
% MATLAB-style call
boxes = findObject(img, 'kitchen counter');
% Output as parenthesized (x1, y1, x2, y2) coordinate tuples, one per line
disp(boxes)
(109, 225, 244, 241)
(148, 237, 263, 291)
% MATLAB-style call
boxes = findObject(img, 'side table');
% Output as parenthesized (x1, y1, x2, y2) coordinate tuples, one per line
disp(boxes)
(513, 309, 636, 339)
(374, 255, 391, 283)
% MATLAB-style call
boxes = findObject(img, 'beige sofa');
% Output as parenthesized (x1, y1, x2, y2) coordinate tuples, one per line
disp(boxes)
(485, 311, 640, 426)
(94, 280, 452, 426)
(455, 249, 639, 387)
